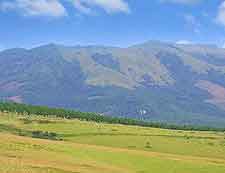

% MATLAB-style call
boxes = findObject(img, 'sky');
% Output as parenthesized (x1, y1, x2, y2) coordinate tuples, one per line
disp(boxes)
(0, 0, 225, 49)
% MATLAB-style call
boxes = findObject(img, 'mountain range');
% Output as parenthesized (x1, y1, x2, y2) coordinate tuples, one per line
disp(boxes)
(1, 41, 225, 127)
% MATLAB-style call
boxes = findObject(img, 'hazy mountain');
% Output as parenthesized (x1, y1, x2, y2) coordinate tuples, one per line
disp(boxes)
(1, 41, 225, 127)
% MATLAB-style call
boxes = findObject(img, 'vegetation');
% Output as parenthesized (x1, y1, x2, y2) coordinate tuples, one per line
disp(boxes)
(0, 101, 224, 132)
(31, 131, 59, 140)
(0, 111, 225, 173)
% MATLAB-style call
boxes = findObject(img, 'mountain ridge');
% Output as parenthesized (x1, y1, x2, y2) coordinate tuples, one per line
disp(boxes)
(1, 41, 225, 127)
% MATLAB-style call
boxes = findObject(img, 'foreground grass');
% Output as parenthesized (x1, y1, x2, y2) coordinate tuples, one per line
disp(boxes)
(0, 112, 225, 173)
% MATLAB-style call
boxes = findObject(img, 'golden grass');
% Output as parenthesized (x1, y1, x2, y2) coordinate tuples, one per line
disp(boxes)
(0, 112, 225, 173)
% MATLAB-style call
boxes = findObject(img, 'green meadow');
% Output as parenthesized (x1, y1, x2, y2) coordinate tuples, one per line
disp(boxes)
(1, 112, 225, 173)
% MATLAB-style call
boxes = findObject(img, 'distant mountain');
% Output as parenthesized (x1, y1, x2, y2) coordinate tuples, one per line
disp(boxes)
(1, 41, 225, 127)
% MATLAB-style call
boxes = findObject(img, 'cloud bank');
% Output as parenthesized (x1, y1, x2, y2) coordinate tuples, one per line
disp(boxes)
(0, 0, 130, 17)
(223, 42, 225, 48)
(70, 0, 130, 14)
(217, 1, 225, 27)
(160, 0, 201, 5)
(0, 0, 67, 17)
(176, 40, 193, 45)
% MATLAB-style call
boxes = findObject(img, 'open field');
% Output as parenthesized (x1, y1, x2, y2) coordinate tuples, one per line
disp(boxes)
(1, 112, 225, 173)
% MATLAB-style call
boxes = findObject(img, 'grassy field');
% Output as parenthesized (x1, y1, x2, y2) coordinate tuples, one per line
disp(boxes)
(1, 112, 225, 173)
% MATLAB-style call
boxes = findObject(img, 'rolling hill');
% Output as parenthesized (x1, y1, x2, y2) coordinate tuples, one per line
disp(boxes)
(1, 41, 225, 127)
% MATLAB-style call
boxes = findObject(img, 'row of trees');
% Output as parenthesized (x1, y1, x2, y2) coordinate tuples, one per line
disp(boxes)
(0, 102, 224, 132)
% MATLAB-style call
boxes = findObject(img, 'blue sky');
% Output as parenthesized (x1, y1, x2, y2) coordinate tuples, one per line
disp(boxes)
(0, 0, 225, 49)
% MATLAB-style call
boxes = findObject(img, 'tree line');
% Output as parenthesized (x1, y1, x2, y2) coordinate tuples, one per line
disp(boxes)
(0, 102, 224, 132)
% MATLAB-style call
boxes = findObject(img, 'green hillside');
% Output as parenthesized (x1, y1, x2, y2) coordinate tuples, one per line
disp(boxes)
(0, 104, 225, 173)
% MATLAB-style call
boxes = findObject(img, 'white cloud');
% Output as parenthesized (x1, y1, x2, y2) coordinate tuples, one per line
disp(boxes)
(176, 40, 193, 45)
(184, 14, 201, 34)
(160, 0, 201, 5)
(0, 0, 130, 17)
(0, 44, 5, 51)
(216, 1, 225, 27)
(70, 0, 130, 14)
(223, 42, 225, 48)
(70, 0, 92, 14)
(0, 0, 67, 17)
(184, 14, 197, 25)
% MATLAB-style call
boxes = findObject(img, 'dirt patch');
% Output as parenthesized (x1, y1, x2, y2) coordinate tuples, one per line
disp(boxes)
(7, 96, 23, 103)
(195, 80, 225, 109)
(0, 81, 24, 91)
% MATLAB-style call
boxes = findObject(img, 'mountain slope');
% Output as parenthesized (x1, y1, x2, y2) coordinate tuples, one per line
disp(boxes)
(1, 41, 225, 127)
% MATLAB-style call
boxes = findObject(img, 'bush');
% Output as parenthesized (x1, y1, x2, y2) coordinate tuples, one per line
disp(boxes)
(32, 131, 58, 140)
